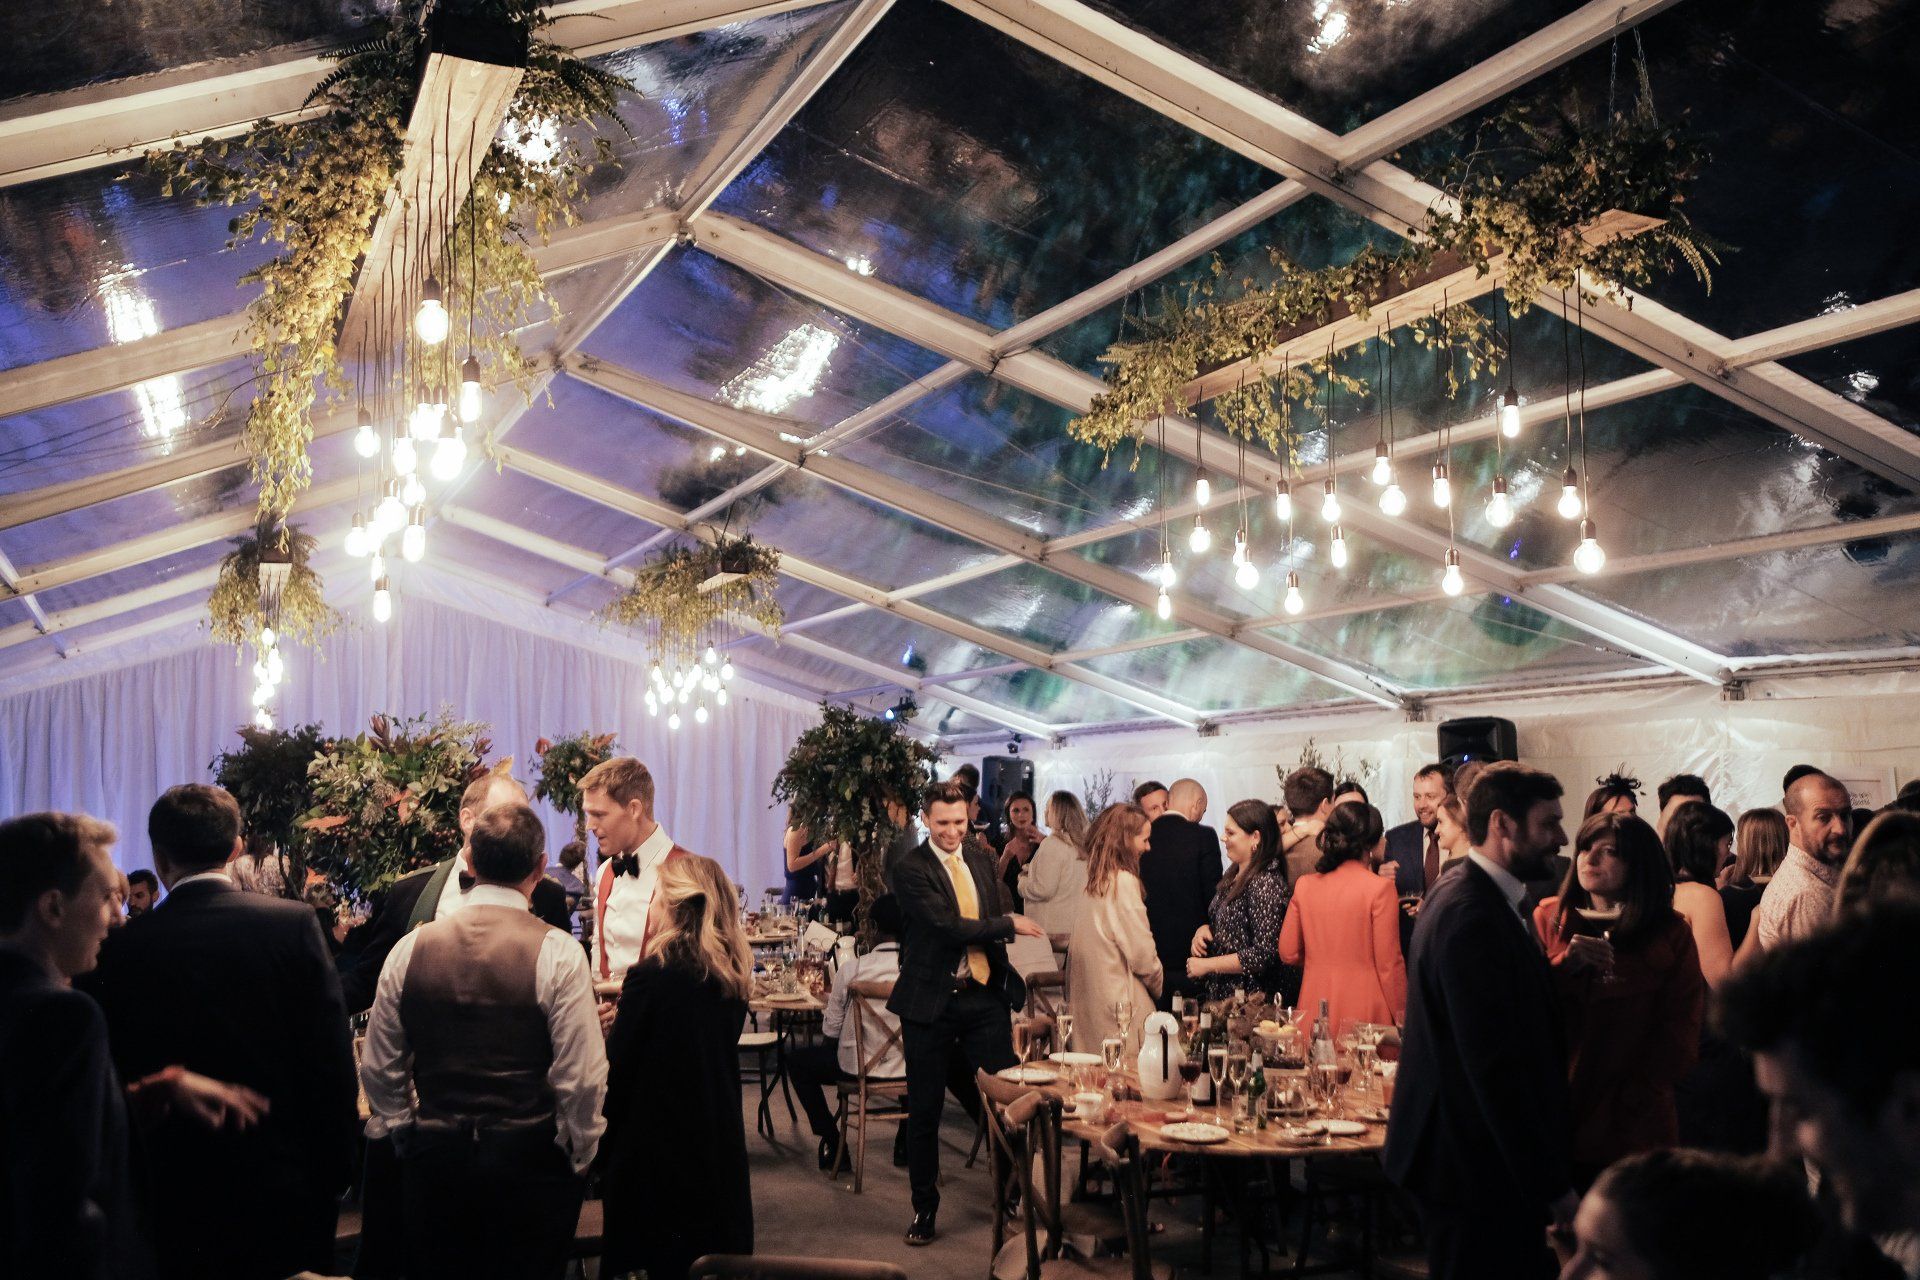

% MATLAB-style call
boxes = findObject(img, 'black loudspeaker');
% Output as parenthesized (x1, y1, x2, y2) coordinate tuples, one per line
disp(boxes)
(979, 756, 1036, 824)
(1437, 717, 1518, 769)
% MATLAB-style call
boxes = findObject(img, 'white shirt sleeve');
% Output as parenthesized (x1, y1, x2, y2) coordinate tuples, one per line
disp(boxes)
(822, 950, 856, 1041)
(539, 929, 609, 1174)
(359, 929, 420, 1140)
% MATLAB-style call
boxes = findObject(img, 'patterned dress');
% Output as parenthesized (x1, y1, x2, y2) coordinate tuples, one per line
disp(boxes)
(1204, 867, 1298, 1006)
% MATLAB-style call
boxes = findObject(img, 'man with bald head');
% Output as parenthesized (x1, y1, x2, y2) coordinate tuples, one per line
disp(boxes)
(1138, 777, 1223, 1009)
(1752, 771, 1854, 951)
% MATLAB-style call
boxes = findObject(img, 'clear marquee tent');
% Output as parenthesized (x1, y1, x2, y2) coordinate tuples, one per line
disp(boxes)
(0, 0, 1916, 880)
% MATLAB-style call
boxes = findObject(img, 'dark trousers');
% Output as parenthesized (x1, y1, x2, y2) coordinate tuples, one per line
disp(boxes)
(1419, 1199, 1556, 1280)
(401, 1123, 585, 1280)
(354, 1135, 405, 1279)
(902, 985, 1016, 1213)
(788, 1042, 848, 1142)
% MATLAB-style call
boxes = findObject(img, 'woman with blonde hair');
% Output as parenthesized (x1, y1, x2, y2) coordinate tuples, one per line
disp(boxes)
(600, 855, 753, 1280)
(1018, 790, 1092, 936)
(1067, 803, 1162, 1054)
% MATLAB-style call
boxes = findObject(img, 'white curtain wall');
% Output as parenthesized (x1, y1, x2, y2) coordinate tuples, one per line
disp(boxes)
(0, 575, 820, 887)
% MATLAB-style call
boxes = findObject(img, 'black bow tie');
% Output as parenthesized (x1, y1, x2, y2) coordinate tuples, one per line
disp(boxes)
(458, 871, 476, 893)
(609, 852, 641, 878)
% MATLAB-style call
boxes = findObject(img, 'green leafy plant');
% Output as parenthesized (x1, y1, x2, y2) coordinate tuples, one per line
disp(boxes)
(209, 722, 329, 892)
(208, 521, 340, 651)
(1281, 737, 1379, 792)
(300, 710, 495, 900)
(533, 730, 618, 841)
(1080, 767, 1117, 816)
(596, 535, 784, 664)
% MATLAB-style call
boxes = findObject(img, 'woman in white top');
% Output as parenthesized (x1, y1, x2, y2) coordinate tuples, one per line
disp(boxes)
(1068, 803, 1162, 1054)
(1018, 791, 1091, 937)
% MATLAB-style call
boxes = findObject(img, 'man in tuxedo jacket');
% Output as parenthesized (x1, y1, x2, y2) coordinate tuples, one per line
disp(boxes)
(1138, 778, 1223, 1009)
(1384, 762, 1454, 898)
(581, 756, 693, 993)
(88, 785, 358, 1280)
(1383, 762, 1577, 1280)
(887, 781, 1045, 1247)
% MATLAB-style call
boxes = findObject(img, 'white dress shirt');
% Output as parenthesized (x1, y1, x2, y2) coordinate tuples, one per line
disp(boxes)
(821, 942, 905, 1077)
(433, 848, 478, 921)
(359, 884, 608, 1173)
(1465, 849, 1533, 934)
(168, 869, 234, 896)
(593, 823, 676, 980)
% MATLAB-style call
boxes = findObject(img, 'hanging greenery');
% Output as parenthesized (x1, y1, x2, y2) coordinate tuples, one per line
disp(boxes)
(596, 535, 784, 660)
(149, 0, 627, 522)
(300, 710, 496, 900)
(1068, 71, 1711, 462)
(208, 520, 341, 650)
(209, 722, 330, 890)
(533, 730, 618, 842)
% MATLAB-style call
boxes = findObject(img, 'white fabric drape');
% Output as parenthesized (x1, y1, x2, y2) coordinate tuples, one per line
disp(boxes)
(0, 586, 818, 887)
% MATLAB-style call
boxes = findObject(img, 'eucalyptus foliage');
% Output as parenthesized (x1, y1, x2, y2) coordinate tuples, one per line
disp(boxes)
(533, 730, 617, 841)
(208, 521, 340, 651)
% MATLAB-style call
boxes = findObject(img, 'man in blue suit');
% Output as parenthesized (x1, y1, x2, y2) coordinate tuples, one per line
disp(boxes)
(1384, 762, 1454, 899)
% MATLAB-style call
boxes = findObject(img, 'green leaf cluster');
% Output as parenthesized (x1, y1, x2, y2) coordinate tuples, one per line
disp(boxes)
(532, 730, 618, 839)
(595, 536, 785, 663)
(209, 722, 330, 882)
(208, 520, 341, 651)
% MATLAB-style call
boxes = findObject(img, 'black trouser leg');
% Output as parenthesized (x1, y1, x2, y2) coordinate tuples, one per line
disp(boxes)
(902, 987, 1018, 1214)
(787, 1042, 845, 1142)
(1419, 1199, 1555, 1280)
(355, 1135, 405, 1280)
(402, 1126, 585, 1280)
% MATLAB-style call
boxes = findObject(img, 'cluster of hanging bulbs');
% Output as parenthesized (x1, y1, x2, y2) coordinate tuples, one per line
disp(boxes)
(643, 640, 739, 731)
(249, 626, 285, 730)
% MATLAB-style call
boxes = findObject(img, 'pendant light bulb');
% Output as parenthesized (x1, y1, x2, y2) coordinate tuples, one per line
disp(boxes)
(1283, 571, 1304, 616)
(1155, 588, 1172, 621)
(721, 661, 735, 682)
(1188, 516, 1211, 554)
(376, 480, 405, 534)
(668, 711, 682, 732)
(1371, 443, 1392, 486)
(1230, 530, 1248, 567)
(1156, 551, 1178, 590)
(1379, 480, 1406, 517)
(392, 436, 417, 477)
(1330, 526, 1349, 569)
(1500, 388, 1522, 439)
(695, 703, 710, 725)
(716, 687, 729, 707)
(1234, 557, 1259, 590)
(704, 644, 719, 666)
(1574, 518, 1607, 575)
(1557, 466, 1583, 520)
(1441, 548, 1464, 597)
(353, 409, 380, 459)
(401, 508, 426, 563)
(372, 576, 393, 623)
(1194, 474, 1211, 508)
(369, 551, 385, 585)
(458, 355, 483, 424)
(414, 277, 449, 345)
(1320, 479, 1341, 524)
(646, 691, 659, 717)
(401, 474, 426, 508)
(1486, 476, 1513, 530)
(431, 432, 466, 481)
(1431, 462, 1452, 510)
(259, 626, 276, 650)
(1274, 481, 1292, 524)
(253, 708, 274, 731)
(345, 514, 369, 558)
(252, 682, 274, 708)
(264, 648, 284, 685)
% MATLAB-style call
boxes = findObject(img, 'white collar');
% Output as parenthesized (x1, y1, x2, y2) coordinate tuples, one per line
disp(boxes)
(932, 842, 967, 862)
(1465, 849, 1529, 914)
(633, 823, 674, 866)
(170, 869, 234, 893)
(464, 883, 532, 911)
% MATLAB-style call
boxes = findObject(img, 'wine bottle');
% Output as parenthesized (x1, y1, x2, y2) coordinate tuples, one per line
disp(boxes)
(1309, 998, 1336, 1102)
(1190, 1011, 1215, 1106)
(1245, 1051, 1267, 1129)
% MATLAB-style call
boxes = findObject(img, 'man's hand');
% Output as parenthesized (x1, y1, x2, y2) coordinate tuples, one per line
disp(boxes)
(133, 1067, 270, 1131)
(1186, 955, 1215, 979)
(1010, 913, 1047, 939)
(1190, 923, 1213, 957)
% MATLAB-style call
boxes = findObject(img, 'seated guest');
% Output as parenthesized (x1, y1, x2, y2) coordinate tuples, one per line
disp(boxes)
(358, 803, 606, 1280)
(1069, 804, 1163, 1052)
(1138, 779, 1221, 1008)
(788, 895, 906, 1172)
(1720, 808, 1788, 950)
(1534, 813, 1704, 1185)
(1552, 1149, 1818, 1280)
(1385, 762, 1454, 901)
(1280, 801, 1406, 1035)
(1583, 770, 1643, 819)
(1663, 802, 1736, 988)
(1017, 791, 1091, 938)
(1280, 766, 1336, 886)
(125, 868, 158, 919)
(1131, 780, 1169, 822)
(1753, 772, 1853, 950)
(1836, 810, 1920, 915)
(1718, 901, 1920, 1279)
(550, 839, 589, 940)
(87, 785, 358, 1280)
(600, 856, 755, 1280)
(1653, 772, 1713, 837)
(1188, 800, 1296, 1005)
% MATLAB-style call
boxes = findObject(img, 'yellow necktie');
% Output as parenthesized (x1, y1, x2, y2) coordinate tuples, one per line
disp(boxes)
(944, 852, 991, 984)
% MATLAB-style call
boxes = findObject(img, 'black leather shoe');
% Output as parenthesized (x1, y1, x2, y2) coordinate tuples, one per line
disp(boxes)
(904, 1211, 937, 1246)
(818, 1138, 849, 1175)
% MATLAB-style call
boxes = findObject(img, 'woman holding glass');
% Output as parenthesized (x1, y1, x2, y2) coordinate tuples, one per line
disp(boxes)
(1532, 813, 1704, 1186)
(1018, 790, 1091, 937)
(1067, 803, 1162, 1056)
(1186, 799, 1298, 1006)
(1278, 801, 1406, 1036)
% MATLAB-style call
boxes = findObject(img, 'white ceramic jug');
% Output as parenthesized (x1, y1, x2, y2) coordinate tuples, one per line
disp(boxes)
(1136, 1011, 1187, 1101)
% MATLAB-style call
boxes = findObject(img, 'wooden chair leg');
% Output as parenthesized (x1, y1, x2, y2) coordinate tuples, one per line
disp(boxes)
(965, 1109, 987, 1169)
(853, 1095, 868, 1195)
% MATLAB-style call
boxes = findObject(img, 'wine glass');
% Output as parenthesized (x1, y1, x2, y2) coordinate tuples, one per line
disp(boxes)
(1226, 1051, 1251, 1126)
(1206, 1046, 1228, 1121)
(1056, 1011, 1075, 1054)
(1101, 1036, 1124, 1075)
(1113, 995, 1135, 1051)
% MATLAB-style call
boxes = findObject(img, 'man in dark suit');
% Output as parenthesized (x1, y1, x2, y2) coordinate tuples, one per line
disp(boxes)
(1384, 762, 1576, 1280)
(1384, 761, 1454, 898)
(88, 785, 358, 1280)
(887, 780, 1044, 1247)
(1138, 777, 1223, 1009)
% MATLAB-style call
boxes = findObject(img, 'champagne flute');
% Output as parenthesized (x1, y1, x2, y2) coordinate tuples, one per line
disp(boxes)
(1206, 1046, 1228, 1122)
(1057, 1011, 1075, 1055)
(1101, 1035, 1124, 1076)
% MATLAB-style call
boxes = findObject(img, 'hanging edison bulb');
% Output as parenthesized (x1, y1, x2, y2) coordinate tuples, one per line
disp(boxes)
(645, 690, 659, 717)
(1194, 472, 1211, 508)
(1431, 461, 1452, 509)
(1486, 476, 1514, 529)
(1320, 478, 1342, 524)
(369, 550, 386, 585)
(415, 276, 449, 345)
(1500, 387, 1522, 439)
(1283, 571, 1304, 615)
(264, 647, 284, 685)
(372, 483, 402, 538)
(695, 702, 710, 725)
(401, 474, 426, 509)
(716, 687, 729, 707)
(353, 406, 379, 458)
(345, 513, 369, 558)
(372, 575, 393, 622)
(1156, 549, 1178, 590)
(253, 707, 274, 731)
(1557, 466, 1583, 520)
(401, 507, 426, 563)
(1330, 526, 1349, 569)
(260, 625, 276, 649)
(1379, 476, 1406, 517)
(1371, 442, 1392, 486)
(1274, 480, 1292, 523)
(1188, 515, 1211, 554)
(1441, 548, 1465, 596)
(721, 660, 735, 682)
(392, 436, 418, 477)
(431, 431, 467, 481)
(1574, 518, 1607, 574)
(668, 710, 683, 732)
(459, 355, 483, 424)
(1155, 588, 1172, 620)
(1234, 553, 1259, 591)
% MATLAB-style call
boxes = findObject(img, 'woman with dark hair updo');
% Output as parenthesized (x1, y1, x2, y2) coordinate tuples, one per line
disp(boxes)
(1187, 800, 1299, 1006)
(1535, 814, 1704, 1185)
(1662, 801, 1735, 989)
(1584, 770, 1644, 819)
(1278, 801, 1405, 1033)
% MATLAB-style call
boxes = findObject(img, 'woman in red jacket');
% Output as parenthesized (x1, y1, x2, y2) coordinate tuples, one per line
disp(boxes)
(1533, 812, 1705, 1186)
(1279, 801, 1405, 1035)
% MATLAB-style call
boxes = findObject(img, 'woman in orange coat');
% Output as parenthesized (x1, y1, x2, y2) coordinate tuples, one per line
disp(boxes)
(1279, 801, 1406, 1034)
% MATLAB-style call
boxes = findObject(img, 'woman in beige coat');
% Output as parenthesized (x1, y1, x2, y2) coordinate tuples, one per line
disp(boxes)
(1018, 791, 1091, 937)
(1068, 803, 1163, 1054)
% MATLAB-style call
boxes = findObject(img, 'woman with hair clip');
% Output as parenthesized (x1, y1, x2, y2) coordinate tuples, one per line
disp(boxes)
(1584, 769, 1644, 819)
(599, 855, 755, 1280)
(1279, 801, 1406, 1035)
(1188, 799, 1298, 1006)
(1534, 814, 1705, 1186)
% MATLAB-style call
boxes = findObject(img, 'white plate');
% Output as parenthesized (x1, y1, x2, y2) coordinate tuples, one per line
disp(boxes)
(1049, 1051, 1103, 1066)
(760, 991, 813, 1003)
(1160, 1122, 1231, 1145)
(1311, 1119, 1367, 1137)
(997, 1066, 1060, 1084)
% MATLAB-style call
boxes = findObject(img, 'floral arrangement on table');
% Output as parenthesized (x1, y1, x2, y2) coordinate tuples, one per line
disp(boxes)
(596, 535, 784, 664)
(533, 730, 618, 842)
(208, 521, 340, 651)
(209, 721, 330, 894)
(1068, 70, 1715, 463)
(299, 710, 496, 900)
(772, 703, 942, 948)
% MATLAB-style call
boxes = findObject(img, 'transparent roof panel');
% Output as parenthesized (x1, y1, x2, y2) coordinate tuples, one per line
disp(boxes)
(427, 519, 607, 601)
(914, 559, 1180, 654)
(570, 3, 856, 221)
(710, 0, 1271, 329)
(51, 593, 211, 653)
(506, 373, 739, 510)
(0, 1, 369, 101)
(729, 635, 882, 694)
(786, 609, 1007, 679)
(29, 542, 226, 614)
(580, 247, 947, 432)
(1074, 636, 1355, 712)
(940, 667, 1146, 727)
(1782, 326, 1920, 441)
(1574, 528, 1920, 660)
(3, 460, 252, 569)
(0, 160, 268, 372)
(502, 251, 664, 355)
(456, 466, 663, 563)
(770, 574, 854, 627)
(1270, 596, 1657, 690)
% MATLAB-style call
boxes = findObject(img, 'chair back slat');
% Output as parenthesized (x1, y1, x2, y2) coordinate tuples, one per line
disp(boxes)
(1092, 1123, 1155, 1280)
(847, 982, 902, 1081)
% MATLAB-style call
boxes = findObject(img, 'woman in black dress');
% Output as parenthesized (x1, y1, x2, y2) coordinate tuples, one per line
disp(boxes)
(599, 854, 754, 1280)
(1187, 799, 1298, 1006)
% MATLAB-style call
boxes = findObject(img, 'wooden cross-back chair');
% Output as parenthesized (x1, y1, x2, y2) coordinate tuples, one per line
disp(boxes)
(829, 978, 907, 1193)
(976, 1070, 1130, 1280)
